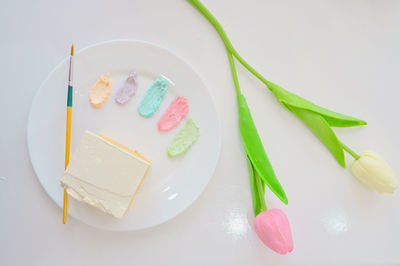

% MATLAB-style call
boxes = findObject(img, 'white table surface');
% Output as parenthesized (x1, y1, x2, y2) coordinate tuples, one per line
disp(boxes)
(1, 0, 399, 265)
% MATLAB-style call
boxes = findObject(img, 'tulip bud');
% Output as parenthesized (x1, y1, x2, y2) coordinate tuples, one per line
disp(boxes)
(254, 209, 293, 254)
(351, 151, 398, 194)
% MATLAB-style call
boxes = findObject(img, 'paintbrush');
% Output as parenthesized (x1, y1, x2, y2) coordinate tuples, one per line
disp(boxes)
(63, 44, 74, 224)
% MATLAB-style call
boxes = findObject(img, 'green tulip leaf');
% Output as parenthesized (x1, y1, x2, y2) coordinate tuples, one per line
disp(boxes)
(288, 105, 346, 167)
(238, 94, 288, 204)
(267, 81, 367, 127)
(246, 156, 265, 216)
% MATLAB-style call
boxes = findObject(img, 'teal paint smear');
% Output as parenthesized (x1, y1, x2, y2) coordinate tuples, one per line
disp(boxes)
(138, 77, 168, 117)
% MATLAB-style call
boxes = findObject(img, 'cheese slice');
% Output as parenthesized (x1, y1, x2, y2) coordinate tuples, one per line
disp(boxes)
(61, 131, 151, 218)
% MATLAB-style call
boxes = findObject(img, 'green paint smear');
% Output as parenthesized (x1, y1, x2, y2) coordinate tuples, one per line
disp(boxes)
(167, 118, 200, 157)
(138, 77, 168, 117)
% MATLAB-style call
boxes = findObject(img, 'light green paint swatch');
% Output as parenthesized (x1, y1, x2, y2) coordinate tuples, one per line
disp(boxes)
(167, 118, 200, 157)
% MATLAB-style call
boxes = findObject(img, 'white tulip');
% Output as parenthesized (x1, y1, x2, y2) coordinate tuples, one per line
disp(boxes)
(351, 151, 398, 194)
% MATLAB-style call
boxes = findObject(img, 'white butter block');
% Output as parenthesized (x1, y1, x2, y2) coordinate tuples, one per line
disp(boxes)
(61, 131, 151, 218)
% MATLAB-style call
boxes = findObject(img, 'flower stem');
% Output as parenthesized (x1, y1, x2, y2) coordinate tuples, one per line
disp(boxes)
(229, 51, 266, 210)
(255, 172, 267, 212)
(190, 0, 269, 211)
(188, 0, 235, 54)
(340, 141, 360, 160)
(226, 29, 266, 211)
(227, 52, 241, 95)
(188, 0, 273, 89)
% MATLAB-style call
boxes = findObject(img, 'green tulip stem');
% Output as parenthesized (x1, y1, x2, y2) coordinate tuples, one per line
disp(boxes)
(228, 51, 267, 211)
(227, 52, 241, 95)
(188, 0, 273, 89)
(255, 172, 268, 212)
(340, 141, 360, 160)
(226, 28, 270, 210)
(190, 0, 367, 171)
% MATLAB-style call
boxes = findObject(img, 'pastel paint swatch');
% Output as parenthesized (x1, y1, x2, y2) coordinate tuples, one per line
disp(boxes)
(115, 71, 138, 104)
(158, 96, 189, 132)
(167, 118, 200, 157)
(89, 74, 113, 107)
(138, 77, 168, 117)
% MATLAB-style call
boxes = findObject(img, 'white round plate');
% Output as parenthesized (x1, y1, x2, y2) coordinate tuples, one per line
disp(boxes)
(27, 40, 221, 230)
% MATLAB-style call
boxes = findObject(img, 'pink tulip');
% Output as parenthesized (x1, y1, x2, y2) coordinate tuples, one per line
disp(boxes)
(254, 208, 294, 254)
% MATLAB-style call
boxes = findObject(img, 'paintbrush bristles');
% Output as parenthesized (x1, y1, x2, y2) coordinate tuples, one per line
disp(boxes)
(71, 44, 74, 56)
